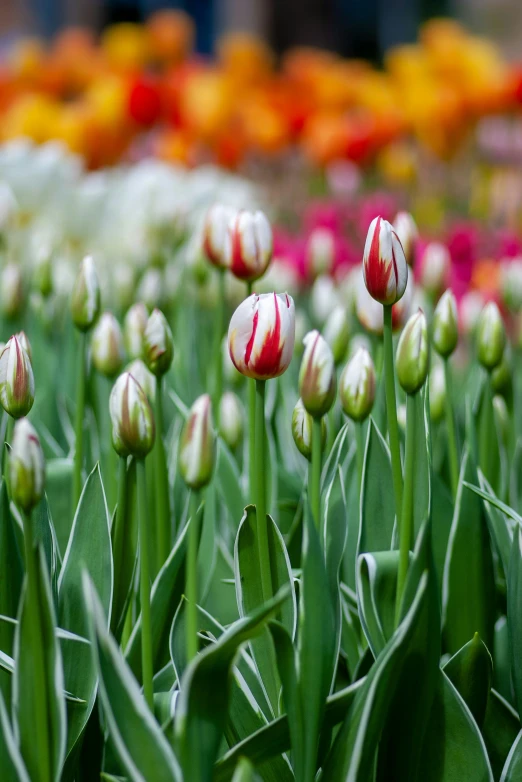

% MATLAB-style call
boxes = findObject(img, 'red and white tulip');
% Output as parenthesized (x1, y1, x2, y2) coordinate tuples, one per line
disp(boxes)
(363, 216, 408, 305)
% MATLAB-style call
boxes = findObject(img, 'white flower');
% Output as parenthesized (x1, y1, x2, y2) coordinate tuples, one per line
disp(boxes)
(339, 347, 375, 421)
(298, 330, 336, 417)
(179, 394, 215, 489)
(0, 335, 35, 418)
(363, 216, 408, 305)
(10, 418, 45, 513)
(91, 312, 125, 378)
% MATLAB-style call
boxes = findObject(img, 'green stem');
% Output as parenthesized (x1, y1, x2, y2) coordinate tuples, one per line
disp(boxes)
(3, 415, 13, 487)
(214, 269, 225, 427)
(395, 393, 415, 626)
(22, 510, 51, 782)
(310, 417, 323, 529)
(186, 489, 200, 663)
(137, 459, 153, 709)
(255, 379, 273, 605)
(111, 456, 128, 636)
(154, 378, 170, 570)
(73, 331, 86, 509)
(479, 373, 493, 485)
(443, 358, 459, 498)
(246, 280, 256, 502)
(355, 421, 364, 491)
(383, 304, 403, 520)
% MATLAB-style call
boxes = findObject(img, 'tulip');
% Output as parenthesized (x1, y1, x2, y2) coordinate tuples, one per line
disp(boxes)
(433, 289, 458, 357)
(202, 203, 236, 270)
(0, 263, 23, 320)
(393, 211, 418, 267)
(339, 347, 376, 422)
(0, 336, 35, 419)
(476, 302, 506, 371)
(459, 291, 485, 336)
(71, 255, 100, 332)
(299, 330, 336, 418)
(126, 359, 156, 400)
(91, 312, 125, 378)
(179, 394, 216, 490)
(219, 391, 243, 451)
(16, 331, 32, 361)
(420, 242, 450, 297)
(143, 308, 174, 377)
(292, 397, 326, 460)
(9, 417, 45, 514)
(109, 371, 155, 458)
(228, 292, 295, 380)
(137, 268, 163, 311)
(228, 210, 273, 283)
(311, 275, 341, 326)
(323, 305, 350, 365)
(33, 248, 53, 298)
(429, 363, 446, 423)
(124, 302, 148, 360)
(363, 216, 408, 305)
(355, 273, 383, 335)
(306, 227, 336, 278)
(396, 310, 429, 395)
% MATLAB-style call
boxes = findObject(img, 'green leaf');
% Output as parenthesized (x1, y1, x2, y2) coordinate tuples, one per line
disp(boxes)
(174, 588, 289, 782)
(321, 421, 350, 491)
(45, 458, 74, 557)
(443, 449, 496, 654)
(500, 732, 522, 781)
(357, 551, 400, 656)
(216, 441, 246, 533)
(358, 419, 395, 556)
(83, 573, 182, 782)
(234, 506, 296, 716)
(322, 464, 348, 679)
(494, 617, 512, 704)
(58, 463, 113, 761)
(412, 388, 431, 538)
(475, 473, 516, 577)
(430, 473, 454, 594)
(0, 688, 29, 781)
(0, 481, 22, 701)
(508, 525, 522, 721)
(231, 758, 261, 782)
(483, 690, 521, 780)
(463, 482, 522, 526)
(443, 634, 492, 728)
(268, 621, 302, 777)
(14, 548, 67, 782)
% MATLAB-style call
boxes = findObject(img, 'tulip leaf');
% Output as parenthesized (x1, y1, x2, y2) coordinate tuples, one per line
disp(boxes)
(45, 458, 74, 557)
(443, 449, 496, 654)
(463, 481, 522, 526)
(412, 388, 431, 538)
(174, 588, 289, 782)
(494, 616, 513, 705)
(483, 689, 521, 779)
(231, 758, 261, 782)
(58, 463, 113, 761)
(443, 633, 492, 728)
(473, 473, 516, 576)
(500, 732, 522, 781)
(216, 441, 246, 533)
(430, 472, 454, 594)
(0, 481, 22, 701)
(507, 524, 522, 722)
(321, 421, 350, 492)
(0, 688, 29, 782)
(357, 550, 400, 656)
(83, 573, 182, 782)
(358, 418, 395, 556)
(14, 548, 67, 782)
(341, 442, 360, 591)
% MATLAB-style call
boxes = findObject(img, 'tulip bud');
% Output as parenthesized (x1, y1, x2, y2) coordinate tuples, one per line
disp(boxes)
(9, 418, 45, 514)
(126, 359, 156, 400)
(0, 263, 23, 320)
(311, 275, 341, 325)
(393, 211, 418, 267)
(291, 397, 326, 460)
(219, 391, 243, 450)
(16, 331, 32, 361)
(109, 372, 155, 458)
(433, 289, 458, 357)
(228, 210, 273, 283)
(228, 292, 295, 380)
(91, 312, 125, 378)
(179, 394, 215, 489)
(459, 291, 485, 336)
(363, 216, 408, 305)
(0, 336, 35, 418)
(491, 351, 511, 395)
(355, 272, 383, 335)
(143, 308, 174, 377)
(339, 347, 376, 422)
(323, 306, 350, 365)
(124, 302, 148, 360)
(493, 395, 509, 447)
(33, 248, 53, 298)
(71, 255, 100, 332)
(429, 363, 446, 423)
(202, 204, 236, 270)
(306, 227, 336, 278)
(420, 242, 451, 297)
(476, 302, 506, 371)
(299, 330, 336, 417)
(396, 309, 429, 394)
(137, 268, 164, 310)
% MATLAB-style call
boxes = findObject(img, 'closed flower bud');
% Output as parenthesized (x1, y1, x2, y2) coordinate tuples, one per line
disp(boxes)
(355, 273, 383, 335)
(459, 291, 485, 336)
(126, 359, 156, 400)
(311, 275, 341, 325)
(124, 302, 148, 360)
(202, 204, 236, 270)
(429, 363, 446, 423)
(420, 242, 451, 297)
(137, 268, 163, 310)
(91, 312, 125, 378)
(433, 289, 458, 357)
(143, 308, 174, 377)
(33, 249, 53, 298)
(299, 330, 336, 417)
(323, 306, 350, 365)
(71, 255, 100, 332)
(109, 372, 155, 458)
(0, 336, 35, 418)
(16, 331, 32, 361)
(493, 395, 509, 447)
(0, 263, 23, 320)
(179, 394, 215, 489)
(339, 347, 375, 422)
(228, 292, 295, 380)
(9, 418, 45, 514)
(396, 309, 429, 394)
(292, 397, 326, 460)
(363, 216, 408, 305)
(476, 302, 506, 371)
(393, 211, 418, 267)
(229, 210, 273, 283)
(306, 227, 336, 278)
(219, 391, 243, 450)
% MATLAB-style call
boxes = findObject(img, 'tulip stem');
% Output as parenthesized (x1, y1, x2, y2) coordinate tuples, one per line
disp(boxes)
(246, 280, 256, 501)
(111, 455, 128, 638)
(3, 415, 13, 486)
(443, 357, 459, 498)
(214, 269, 225, 427)
(137, 458, 153, 709)
(310, 417, 323, 529)
(255, 379, 273, 605)
(186, 489, 200, 663)
(479, 373, 494, 486)
(154, 377, 170, 570)
(355, 421, 365, 491)
(383, 304, 403, 520)
(395, 393, 415, 626)
(73, 331, 86, 509)
(22, 510, 51, 782)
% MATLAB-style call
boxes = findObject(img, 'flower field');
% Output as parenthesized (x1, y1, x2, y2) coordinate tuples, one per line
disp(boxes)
(0, 15, 522, 782)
